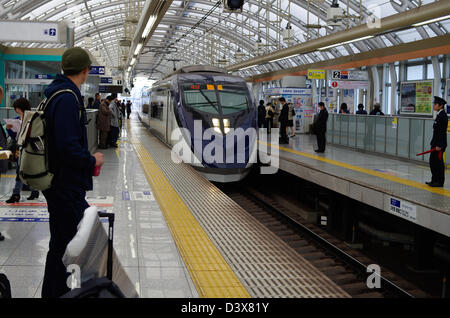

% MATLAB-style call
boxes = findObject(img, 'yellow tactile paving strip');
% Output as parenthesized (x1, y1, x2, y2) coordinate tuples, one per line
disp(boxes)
(260, 140, 450, 197)
(128, 132, 250, 298)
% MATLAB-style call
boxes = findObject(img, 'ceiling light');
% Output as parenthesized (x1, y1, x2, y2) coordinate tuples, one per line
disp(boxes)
(142, 15, 157, 39)
(318, 35, 374, 50)
(412, 14, 450, 27)
(268, 53, 300, 63)
(238, 65, 255, 71)
(134, 43, 143, 56)
(130, 58, 136, 65)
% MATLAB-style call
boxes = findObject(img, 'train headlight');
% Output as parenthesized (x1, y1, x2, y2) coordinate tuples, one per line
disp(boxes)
(223, 118, 231, 134)
(212, 118, 222, 134)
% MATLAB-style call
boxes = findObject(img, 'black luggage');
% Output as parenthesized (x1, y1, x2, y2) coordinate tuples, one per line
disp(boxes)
(0, 273, 12, 298)
(61, 212, 125, 298)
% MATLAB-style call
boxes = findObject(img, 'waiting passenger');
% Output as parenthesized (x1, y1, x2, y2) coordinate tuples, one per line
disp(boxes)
(93, 93, 101, 109)
(278, 97, 289, 144)
(339, 103, 349, 114)
(356, 104, 367, 115)
(98, 95, 113, 149)
(287, 102, 295, 138)
(108, 94, 121, 148)
(41, 47, 104, 297)
(313, 102, 329, 153)
(126, 100, 132, 119)
(257, 100, 266, 129)
(5, 98, 39, 203)
(369, 103, 384, 115)
(426, 96, 448, 187)
(87, 97, 95, 109)
(264, 102, 274, 134)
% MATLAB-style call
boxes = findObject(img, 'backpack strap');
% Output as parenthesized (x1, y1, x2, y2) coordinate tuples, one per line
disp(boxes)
(39, 89, 80, 112)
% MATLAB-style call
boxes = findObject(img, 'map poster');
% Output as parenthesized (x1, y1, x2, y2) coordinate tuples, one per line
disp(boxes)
(400, 81, 433, 115)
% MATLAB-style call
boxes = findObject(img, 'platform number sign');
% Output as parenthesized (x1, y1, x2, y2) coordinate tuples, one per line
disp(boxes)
(332, 71, 341, 80)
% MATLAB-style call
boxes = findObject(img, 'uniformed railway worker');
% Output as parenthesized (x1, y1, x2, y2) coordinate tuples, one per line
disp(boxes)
(426, 96, 448, 188)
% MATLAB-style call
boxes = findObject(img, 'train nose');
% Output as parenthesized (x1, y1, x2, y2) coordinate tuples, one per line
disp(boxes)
(211, 117, 231, 134)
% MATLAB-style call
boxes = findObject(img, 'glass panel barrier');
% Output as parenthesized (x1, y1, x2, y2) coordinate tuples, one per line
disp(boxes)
(340, 115, 349, 146)
(397, 117, 410, 158)
(356, 115, 366, 149)
(409, 119, 424, 160)
(348, 115, 356, 147)
(365, 116, 376, 152)
(423, 120, 434, 162)
(375, 117, 386, 152)
(386, 117, 397, 155)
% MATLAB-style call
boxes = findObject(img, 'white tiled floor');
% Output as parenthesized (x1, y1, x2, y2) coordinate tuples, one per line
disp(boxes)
(0, 120, 198, 298)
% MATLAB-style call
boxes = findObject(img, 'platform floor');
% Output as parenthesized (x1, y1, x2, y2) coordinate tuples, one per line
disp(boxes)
(259, 133, 450, 236)
(0, 115, 350, 298)
(0, 123, 198, 298)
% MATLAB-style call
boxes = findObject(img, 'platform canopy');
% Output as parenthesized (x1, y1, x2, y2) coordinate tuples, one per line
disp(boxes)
(0, 0, 449, 79)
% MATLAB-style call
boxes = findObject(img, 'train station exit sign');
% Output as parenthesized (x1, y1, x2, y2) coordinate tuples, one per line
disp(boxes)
(307, 69, 325, 80)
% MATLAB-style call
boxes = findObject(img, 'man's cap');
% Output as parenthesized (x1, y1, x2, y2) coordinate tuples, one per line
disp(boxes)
(62, 47, 92, 73)
(433, 96, 447, 105)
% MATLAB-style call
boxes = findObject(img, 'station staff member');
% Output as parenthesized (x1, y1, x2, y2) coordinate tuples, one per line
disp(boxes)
(426, 96, 448, 187)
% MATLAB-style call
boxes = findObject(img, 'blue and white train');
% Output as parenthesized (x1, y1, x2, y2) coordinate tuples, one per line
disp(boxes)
(140, 65, 257, 182)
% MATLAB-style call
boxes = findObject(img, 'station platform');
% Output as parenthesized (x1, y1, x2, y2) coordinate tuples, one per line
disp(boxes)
(0, 115, 349, 298)
(259, 134, 450, 237)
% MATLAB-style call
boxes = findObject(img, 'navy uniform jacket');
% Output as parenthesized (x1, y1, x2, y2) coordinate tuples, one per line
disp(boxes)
(431, 109, 448, 151)
(315, 109, 329, 133)
(44, 74, 96, 192)
(279, 104, 289, 124)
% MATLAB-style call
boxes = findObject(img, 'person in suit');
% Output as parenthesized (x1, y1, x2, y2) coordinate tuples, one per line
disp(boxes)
(278, 97, 289, 144)
(313, 102, 329, 153)
(356, 104, 367, 115)
(257, 100, 266, 129)
(426, 96, 448, 187)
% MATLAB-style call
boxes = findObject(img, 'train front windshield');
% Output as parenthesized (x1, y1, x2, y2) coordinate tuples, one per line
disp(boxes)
(182, 83, 250, 115)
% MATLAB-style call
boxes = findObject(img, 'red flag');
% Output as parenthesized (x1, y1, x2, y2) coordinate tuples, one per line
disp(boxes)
(416, 147, 443, 160)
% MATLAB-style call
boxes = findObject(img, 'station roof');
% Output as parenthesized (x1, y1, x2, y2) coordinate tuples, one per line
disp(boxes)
(0, 0, 449, 80)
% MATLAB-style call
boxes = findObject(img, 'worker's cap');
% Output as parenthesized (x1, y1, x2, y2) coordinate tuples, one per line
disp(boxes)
(433, 96, 447, 106)
(62, 47, 92, 73)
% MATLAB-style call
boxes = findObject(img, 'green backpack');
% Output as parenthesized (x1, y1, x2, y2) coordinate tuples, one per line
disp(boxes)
(17, 89, 78, 191)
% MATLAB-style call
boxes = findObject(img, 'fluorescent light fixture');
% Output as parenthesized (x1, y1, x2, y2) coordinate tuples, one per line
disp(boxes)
(412, 14, 450, 27)
(127, 66, 131, 72)
(130, 58, 136, 66)
(142, 15, 157, 39)
(134, 43, 143, 56)
(238, 65, 255, 71)
(268, 53, 300, 63)
(318, 35, 374, 50)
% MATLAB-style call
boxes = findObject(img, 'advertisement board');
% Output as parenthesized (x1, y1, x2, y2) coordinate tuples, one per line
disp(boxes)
(400, 81, 433, 115)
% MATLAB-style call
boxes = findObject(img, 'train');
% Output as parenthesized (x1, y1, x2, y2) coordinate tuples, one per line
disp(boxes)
(140, 65, 257, 182)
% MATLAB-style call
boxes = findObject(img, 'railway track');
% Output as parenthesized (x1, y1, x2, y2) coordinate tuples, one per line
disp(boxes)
(222, 185, 429, 298)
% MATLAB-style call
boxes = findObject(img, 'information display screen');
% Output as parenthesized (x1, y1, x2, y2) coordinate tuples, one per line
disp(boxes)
(99, 85, 123, 93)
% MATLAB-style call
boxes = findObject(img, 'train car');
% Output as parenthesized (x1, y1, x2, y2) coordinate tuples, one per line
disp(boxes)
(144, 65, 257, 182)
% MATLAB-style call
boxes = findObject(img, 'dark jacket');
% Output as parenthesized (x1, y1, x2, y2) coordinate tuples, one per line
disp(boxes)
(97, 100, 112, 131)
(369, 109, 384, 115)
(126, 102, 132, 113)
(431, 109, 448, 150)
(314, 108, 329, 133)
(356, 110, 367, 115)
(44, 74, 96, 192)
(257, 105, 266, 125)
(279, 103, 289, 124)
(93, 99, 100, 110)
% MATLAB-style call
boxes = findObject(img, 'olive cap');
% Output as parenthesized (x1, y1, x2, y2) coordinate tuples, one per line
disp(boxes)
(62, 47, 92, 73)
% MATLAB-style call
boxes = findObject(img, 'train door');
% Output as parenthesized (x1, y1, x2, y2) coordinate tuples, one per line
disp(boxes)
(165, 91, 174, 144)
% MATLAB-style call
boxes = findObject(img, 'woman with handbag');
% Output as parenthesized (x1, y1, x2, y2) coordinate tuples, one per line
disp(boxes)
(5, 98, 39, 203)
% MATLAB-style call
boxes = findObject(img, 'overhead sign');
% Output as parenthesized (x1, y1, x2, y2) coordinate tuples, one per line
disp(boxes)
(99, 85, 123, 93)
(331, 70, 369, 81)
(34, 74, 56, 80)
(330, 81, 368, 89)
(263, 88, 312, 95)
(307, 69, 325, 80)
(0, 21, 65, 43)
(89, 66, 106, 76)
(400, 81, 433, 114)
(100, 77, 113, 84)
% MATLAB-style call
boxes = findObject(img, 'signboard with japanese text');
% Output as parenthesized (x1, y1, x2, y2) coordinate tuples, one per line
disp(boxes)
(400, 81, 433, 115)
(331, 70, 368, 81)
(307, 69, 325, 80)
(89, 66, 105, 76)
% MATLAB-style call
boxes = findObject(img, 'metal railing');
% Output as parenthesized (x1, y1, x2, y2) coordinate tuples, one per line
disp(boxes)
(327, 113, 449, 163)
(1, 107, 98, 153)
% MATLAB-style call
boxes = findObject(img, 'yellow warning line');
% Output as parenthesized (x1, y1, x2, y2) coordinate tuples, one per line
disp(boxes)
(260, 140, 450, 197)
(0, 174, 16, 178)
(129, 131, 250, 298)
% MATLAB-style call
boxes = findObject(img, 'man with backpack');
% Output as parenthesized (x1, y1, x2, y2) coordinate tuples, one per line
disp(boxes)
(40, 47, 104, 297)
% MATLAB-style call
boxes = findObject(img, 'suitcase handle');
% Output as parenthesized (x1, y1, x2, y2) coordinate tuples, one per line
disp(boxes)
(98, 212, 115, 281)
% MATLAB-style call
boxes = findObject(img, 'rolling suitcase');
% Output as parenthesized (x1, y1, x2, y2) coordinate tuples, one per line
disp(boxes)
(61, 212, 125, 298)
